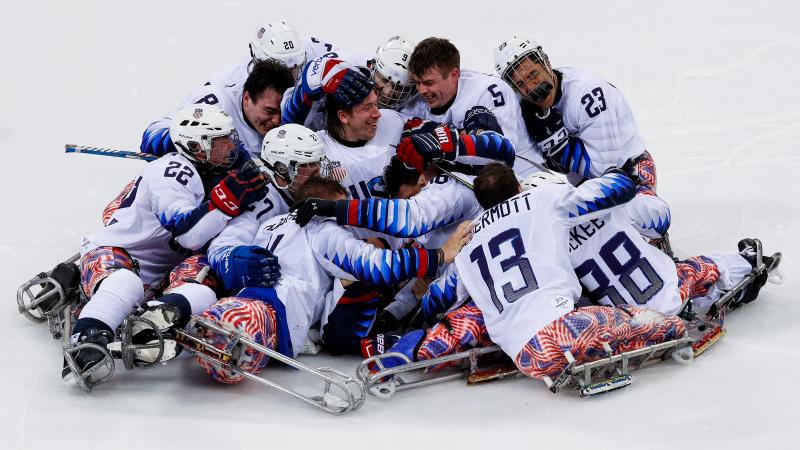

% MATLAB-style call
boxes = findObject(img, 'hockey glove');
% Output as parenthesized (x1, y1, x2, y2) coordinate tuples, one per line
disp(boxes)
(216, 245, 281, 291)
(210, 160, 268, 217)
(291, 197, 337, 227)
(528, 108, 568, 158)
(463, 106, 503, 135)
(300, 58, 374, 107)
(401, 117, 441, 139)
(396, 124, 459, 173)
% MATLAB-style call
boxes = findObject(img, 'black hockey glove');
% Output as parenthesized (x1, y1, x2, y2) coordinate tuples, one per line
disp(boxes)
(528, 108, 568, 159)
(291, 198, 337, 227)
(463, 106, 503, 135)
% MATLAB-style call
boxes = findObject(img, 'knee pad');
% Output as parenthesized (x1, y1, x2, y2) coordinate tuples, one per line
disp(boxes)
(165, 255, 221, 294)
(168, 283, 218, 316)
(80, 246, 136, 298)
(78, 268, 144, 331)
(196, 297, 277, 384)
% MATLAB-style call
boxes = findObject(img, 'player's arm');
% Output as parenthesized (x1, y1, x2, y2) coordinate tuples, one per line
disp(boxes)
(397, 123, 516, 174)
(625, 188, 671, 238)
(207, 211, 260, 269)
(153, 160, 267, 250)
(140, 85, 228, 156)
(293, 179, 479, 237)
(309, 220, 471, 288)
(555, 169, 637, 225)
(418, 263, 461, 325)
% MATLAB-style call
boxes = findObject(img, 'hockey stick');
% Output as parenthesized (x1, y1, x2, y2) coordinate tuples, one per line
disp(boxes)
(432, 163, 474, 189)
(65, 144, 158, 162)
(515, 152, 554, 174)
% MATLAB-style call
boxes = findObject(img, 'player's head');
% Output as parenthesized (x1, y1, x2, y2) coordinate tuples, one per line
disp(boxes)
(520, 171, 566, 191)
(494, 36, 557, 109)
(294, 176, 348, 203)
(326, 77, 381, 142)
(170, 104, 240, 170)
(242, 60, 295, 136)
(383, 156, 427, 199)
(249, 20, 306, 80)
(473, 163, 521, 209)
(408, 37, 460, 109)
(260, 123, 328, 196)
(370, 36, 416, 110)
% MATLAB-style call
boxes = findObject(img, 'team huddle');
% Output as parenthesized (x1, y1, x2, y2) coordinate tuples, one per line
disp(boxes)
(22, 20, 782, 405)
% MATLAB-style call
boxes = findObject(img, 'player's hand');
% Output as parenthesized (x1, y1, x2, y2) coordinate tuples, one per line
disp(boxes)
(401, 117, 440, 139)
(463, 106, 503, 135)
(211, 161, 268, 216)
(291, 198, 337, 226)
(439, 220, 473, 264)
(300, 57, 373, 107)
(218, 246, 281, 290)
(396, 124, 459, 173)
(530, 108, 568, 158)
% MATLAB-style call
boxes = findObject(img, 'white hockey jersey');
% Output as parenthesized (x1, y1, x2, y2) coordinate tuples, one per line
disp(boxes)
(81, 153, 231, 285)
(449, 172, 637, 359)
(318, 109, 405, 200)
(206, 178, 295, 269)
(551, 67, 647, 177)
(251, 213, 440, 356)
(567, 209, 682, 315)
(401, 69, 542, 176)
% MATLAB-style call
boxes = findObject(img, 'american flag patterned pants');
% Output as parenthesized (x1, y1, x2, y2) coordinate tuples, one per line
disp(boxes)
(515, 305, 685, 379)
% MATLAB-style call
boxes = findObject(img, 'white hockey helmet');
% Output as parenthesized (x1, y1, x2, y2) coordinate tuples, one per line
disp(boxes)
(370, 36, 416, 109)
(170, 105, 239, 169)
(494, 35, 554, 101)
(260, 124, 327, 192)
(250, 20, 307, 80)
(520, 171, 566, 190)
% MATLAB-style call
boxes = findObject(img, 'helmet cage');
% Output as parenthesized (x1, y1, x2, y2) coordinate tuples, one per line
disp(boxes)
(371, 66, 416, 109)
(182, 129, 240, 169)
(499, 43, 554, 103)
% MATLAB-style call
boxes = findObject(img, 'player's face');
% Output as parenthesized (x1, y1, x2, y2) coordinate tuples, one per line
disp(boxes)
(413, 66, 459, 109)
(242, 88, 283, 135)
(341, 91, 382, 141)
(207, 133, 239, 168)
(288, 162, 322, 195)
(508, 57, 556, 110)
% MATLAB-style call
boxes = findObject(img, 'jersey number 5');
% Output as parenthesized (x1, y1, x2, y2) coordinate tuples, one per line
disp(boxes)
(469, 227, 538, 313)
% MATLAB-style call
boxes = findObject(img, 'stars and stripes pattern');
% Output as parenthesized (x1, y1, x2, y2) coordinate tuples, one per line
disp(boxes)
(79, 246, 137, 299)
(676, 256, 720, 302)
(417, 301, 493, 372)
(164, 254, 221, 294)
(514, 305, 685, 379)
(196, 297, 277, 384)
(101, 179, 136, 226)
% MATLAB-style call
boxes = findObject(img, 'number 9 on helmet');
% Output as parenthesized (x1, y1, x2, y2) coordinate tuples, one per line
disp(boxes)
(260, 123, 329, 194)
(370, 36, 416, 109)
(170, 105, 240, 170)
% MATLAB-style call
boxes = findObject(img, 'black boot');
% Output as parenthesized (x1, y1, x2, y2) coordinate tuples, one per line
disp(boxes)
(62, 327, 114, 381)
(35, 262, 81, 313)
(731, 239, 774, 309)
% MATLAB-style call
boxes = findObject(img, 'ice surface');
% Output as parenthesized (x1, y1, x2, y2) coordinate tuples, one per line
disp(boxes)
(2, 1, 799, 448)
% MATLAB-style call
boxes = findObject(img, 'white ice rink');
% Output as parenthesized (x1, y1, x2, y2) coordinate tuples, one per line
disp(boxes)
(2, 1, 798, 448)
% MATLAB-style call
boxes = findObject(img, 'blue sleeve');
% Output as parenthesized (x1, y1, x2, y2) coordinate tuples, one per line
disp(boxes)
(455, 131, 516, 167)
(420, 264, 460, 325)
(559, 171, 637, 223)
(141, 124, 176, 156)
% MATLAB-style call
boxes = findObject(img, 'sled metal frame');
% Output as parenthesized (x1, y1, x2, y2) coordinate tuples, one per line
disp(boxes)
(176, 316, 366, 416)
(542, 336, 694, 397)
(356, 345, 518, 398)
(17, 253, 83, 340)
(61, 305, 116, 392)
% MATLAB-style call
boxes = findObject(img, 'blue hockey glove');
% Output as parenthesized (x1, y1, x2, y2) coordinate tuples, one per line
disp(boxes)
(217, 246, 281, 291)
(463, 106, 503, 135)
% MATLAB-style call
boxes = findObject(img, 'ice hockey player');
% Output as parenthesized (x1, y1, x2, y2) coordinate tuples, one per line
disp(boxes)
(494, 36, 671, 243)
(372, 162, 686, 381)
(400, 37, 542, 175)
(193, 177, 471, 383)
(207, 123, 328, 294)
(140, 60, 295, 158)
(62, 105, 279, 387)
